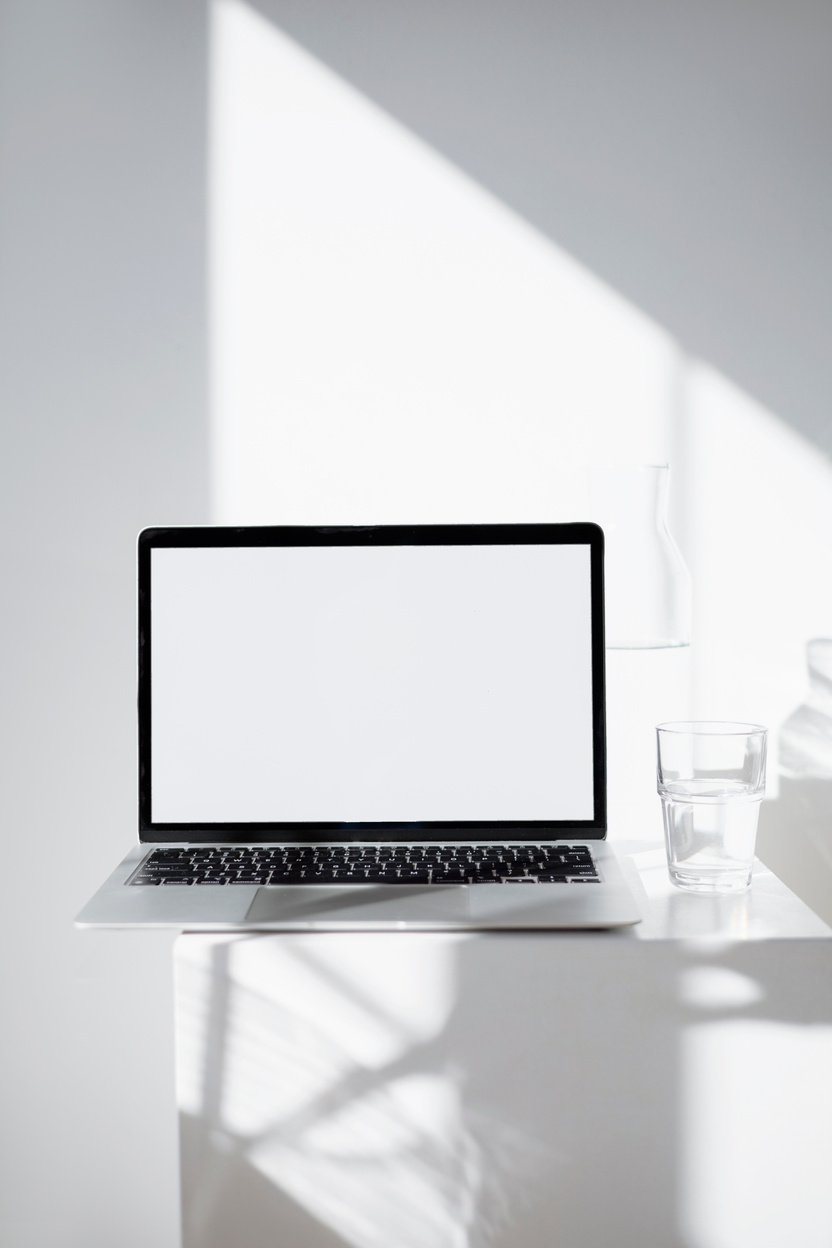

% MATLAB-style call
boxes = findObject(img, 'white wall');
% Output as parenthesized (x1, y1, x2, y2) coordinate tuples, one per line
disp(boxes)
(211, 1, 677, 525)
(1, 3, 831, 1246)
(212, 0, 832, 869)
(0, 4, 207, 1246)
(239, 0, 832, 459)
(217, 0, 832, 788)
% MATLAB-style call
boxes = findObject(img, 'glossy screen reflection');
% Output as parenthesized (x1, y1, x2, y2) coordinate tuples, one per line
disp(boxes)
(150, 543, 594, 825)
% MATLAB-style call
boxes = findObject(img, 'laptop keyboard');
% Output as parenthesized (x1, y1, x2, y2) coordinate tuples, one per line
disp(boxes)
(130, 844, 600, 886)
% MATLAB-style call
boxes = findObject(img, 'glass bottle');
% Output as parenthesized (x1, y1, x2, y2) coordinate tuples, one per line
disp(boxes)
(589, 463, 691, 649)
(588, 464, 692, 842)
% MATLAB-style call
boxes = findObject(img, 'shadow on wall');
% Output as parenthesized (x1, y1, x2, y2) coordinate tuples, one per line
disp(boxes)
(758, 639, 832, 927)
(240, 0, 832, 460)
(0, 3, 209, 1245)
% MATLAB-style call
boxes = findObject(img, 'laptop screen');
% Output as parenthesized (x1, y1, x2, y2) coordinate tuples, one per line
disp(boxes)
(140, 526, 605, 838)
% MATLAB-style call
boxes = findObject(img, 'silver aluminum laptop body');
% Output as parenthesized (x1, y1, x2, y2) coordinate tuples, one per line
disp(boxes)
(77, 524, 641, 930)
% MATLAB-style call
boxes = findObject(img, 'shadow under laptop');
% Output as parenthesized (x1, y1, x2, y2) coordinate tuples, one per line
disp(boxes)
(176, 933, 831, 1248)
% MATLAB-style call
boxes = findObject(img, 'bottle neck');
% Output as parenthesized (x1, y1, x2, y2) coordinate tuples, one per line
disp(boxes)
(589, 465, 670, 536)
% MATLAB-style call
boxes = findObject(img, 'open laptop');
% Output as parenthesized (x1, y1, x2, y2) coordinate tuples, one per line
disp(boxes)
(76, 523, 641, 930)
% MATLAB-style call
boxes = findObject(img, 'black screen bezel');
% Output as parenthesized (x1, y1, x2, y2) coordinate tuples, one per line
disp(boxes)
(138, 523, 606, 842)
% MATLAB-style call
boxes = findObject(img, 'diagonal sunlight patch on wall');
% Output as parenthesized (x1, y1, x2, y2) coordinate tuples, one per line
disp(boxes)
(209, 0, 832, 901)
(204, 7, 832, 1245)
(209, 0, 678, 527)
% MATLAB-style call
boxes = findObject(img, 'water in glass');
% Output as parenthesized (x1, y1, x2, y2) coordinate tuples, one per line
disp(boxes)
(659, 777, 761, 892)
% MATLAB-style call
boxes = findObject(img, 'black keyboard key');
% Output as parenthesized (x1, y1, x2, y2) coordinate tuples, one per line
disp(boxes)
(131, 844, 600, 887)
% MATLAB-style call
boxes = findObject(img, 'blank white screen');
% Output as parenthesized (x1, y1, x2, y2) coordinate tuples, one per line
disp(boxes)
(150, 543, 595, 823)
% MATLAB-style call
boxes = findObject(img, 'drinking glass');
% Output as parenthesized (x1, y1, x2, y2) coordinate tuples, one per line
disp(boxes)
(656, 722, 767, 893)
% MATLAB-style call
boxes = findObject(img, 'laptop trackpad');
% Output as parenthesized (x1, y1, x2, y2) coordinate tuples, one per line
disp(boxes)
(246, 884, 470, 928)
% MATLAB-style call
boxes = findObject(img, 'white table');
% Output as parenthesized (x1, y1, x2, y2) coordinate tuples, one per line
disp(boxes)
(175, 848, 832, 1248)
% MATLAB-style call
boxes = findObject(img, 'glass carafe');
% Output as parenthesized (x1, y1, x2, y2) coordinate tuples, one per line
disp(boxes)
(588, 465, 692, 841)
(589, 463, 690, 649)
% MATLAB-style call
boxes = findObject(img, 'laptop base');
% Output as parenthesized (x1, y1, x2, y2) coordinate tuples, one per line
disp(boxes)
(76, 842, 641, 930)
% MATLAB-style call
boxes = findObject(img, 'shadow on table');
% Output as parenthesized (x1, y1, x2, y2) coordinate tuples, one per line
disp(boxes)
(175, 932, 832, 1248)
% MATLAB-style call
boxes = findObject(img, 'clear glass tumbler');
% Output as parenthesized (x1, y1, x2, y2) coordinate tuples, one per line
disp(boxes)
(656, 721, 767, 893)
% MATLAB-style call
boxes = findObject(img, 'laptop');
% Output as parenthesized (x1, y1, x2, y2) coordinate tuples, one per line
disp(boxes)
(76, 523, 641, 930)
